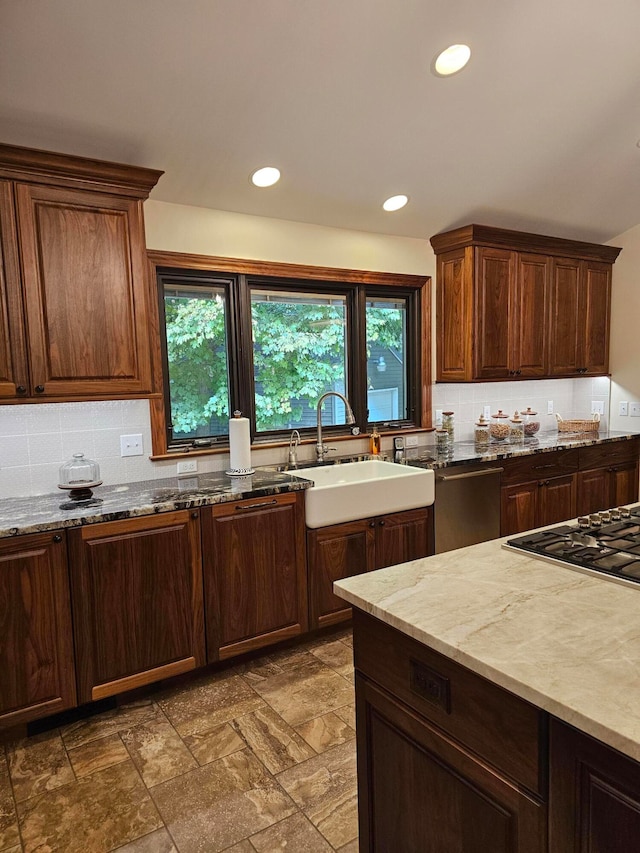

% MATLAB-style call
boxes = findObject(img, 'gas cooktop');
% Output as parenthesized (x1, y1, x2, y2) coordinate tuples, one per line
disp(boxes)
(504, 506, 640, 587)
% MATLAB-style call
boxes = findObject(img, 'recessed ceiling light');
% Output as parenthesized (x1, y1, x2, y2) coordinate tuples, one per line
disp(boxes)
(383, 194, 409, 212)
(251, 166, 281, 187)
(433, 44, 471, 77)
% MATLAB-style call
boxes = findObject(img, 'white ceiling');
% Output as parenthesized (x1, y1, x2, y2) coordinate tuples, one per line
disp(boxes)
(2, 0, 640, 243)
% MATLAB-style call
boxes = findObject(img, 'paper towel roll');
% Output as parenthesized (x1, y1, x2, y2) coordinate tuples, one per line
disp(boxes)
(228, 412, 252, 474)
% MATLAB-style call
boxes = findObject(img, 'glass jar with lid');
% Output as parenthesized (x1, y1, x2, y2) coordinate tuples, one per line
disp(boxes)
(490, 409, 510, 442)
(435, 428, 450, 455)
(521, 407, 540, 438)
(509, 411, 524, 445)
(474, 414, 490, 448)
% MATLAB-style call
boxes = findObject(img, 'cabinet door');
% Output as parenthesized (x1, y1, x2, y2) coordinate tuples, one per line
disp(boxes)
(611, 461, 639, 508)
(501, 481, 538, 536)
(69, 511, 205, 703)
(203, 493, 308, 661)
(538, 475, 576, 527)
(307, 518, 376, 629)
(436, 248, 472, 381)
(15, 183, 152, 397)
(512, 253, 549, 377)
(580, 261, 611, 375)
(474, 247, 514, 379)
(576, 468, 611, 517)
(375, 507, 433, 570)
(548, 257, 582, 376)
(356, 675, 547, 853)
(0, 181, 29, 398)
(0, 532, 76, 728)
(550, 719, 640, 853)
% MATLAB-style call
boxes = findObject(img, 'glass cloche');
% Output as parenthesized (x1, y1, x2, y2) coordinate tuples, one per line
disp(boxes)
(58, 453, 102, 499)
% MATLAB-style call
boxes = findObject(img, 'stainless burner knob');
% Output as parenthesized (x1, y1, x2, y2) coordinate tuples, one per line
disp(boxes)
(577, 517, 590, 528)
(610, 508, 622, 521)
(599, 511, 611, 523)
(589, 514, 602, 527)
(620, 507, 632, 519)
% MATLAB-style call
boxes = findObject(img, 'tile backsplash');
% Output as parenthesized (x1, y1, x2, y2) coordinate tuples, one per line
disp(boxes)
(432, 376, 611, 441)
(0, 376, 611, 498)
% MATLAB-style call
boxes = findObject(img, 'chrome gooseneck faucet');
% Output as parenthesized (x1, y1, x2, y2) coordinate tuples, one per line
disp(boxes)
(316, 392, 356, 462)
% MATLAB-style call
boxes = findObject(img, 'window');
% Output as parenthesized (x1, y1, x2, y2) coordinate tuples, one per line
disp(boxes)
(152, 255, 430, 455)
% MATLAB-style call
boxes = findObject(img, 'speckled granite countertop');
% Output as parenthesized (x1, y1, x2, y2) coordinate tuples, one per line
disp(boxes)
(335, 524, 640, 762)
(0, 469, 309, 539)
(404, 429, 640, 469)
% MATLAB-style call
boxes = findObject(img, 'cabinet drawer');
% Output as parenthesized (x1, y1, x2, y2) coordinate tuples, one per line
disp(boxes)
(501, 449, 579, 486)
(353, 609, 546, 796)
(578, 438, 640, 471)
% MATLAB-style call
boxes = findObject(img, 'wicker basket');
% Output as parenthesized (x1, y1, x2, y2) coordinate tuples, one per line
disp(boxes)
(555, 412, 600, 434)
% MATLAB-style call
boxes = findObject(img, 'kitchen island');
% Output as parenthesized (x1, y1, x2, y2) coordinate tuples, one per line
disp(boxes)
(335, 530, 640, 852)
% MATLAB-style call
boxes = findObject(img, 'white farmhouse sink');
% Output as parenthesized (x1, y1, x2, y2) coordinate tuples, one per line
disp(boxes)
(293, 459, 435, 529)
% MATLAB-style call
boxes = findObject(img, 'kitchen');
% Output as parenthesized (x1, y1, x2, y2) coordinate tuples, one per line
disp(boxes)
(3, 2, 640, 852)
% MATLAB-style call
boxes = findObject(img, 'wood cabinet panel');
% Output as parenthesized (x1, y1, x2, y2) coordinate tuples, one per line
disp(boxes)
(582, 261, 611, 375)
(474, 247, 513, 379)
(502, 449, 579, 487)
(513, 253, 550, 376)
(356, 675, 547, 853)
(538, 474, 576, 527)
(576, 468, 611, 517)
(0, 532, 76, 728)
(203, 493, 308, 660)
(69, 511, 205, 703)
(548, 257, 581, 376)
(550, 719, 640, 852)
(501, 481, 539, 537)
(0, 180, 29, 398)
(611, 460, 639, 508)
(15, 183, 152, 397)
(375, 507, 433, 570)
(436, 249, 472, 381)
(308, 518, 375, 629)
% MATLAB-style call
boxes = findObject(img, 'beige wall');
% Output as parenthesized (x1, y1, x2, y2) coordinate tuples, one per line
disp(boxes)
(609, 223, 640, 431)
(144, 199, 435, 276)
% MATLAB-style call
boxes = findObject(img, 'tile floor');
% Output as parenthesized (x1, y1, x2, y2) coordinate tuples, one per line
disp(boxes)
(0, 628, 358, 853)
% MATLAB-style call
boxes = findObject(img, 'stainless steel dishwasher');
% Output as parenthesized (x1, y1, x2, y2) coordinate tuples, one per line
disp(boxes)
(434, 463, 503, 553)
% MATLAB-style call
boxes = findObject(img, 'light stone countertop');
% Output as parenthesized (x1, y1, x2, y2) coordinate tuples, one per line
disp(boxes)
(334, 530, 640, 762)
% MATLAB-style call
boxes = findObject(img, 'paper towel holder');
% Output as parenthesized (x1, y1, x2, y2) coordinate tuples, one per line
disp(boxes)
(225, 410, 255, 477)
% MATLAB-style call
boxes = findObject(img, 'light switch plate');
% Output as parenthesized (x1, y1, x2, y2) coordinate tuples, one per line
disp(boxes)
(619, 401, 629, 416)
(177, 459, 198, 475)
(435, 409, 443, 425)
(591, 401, 605, 415)
(547, 400, 554, 414)
(120, 434, 143, 457)
(630, 402, 640, 418)
(483, 405, 491, 420)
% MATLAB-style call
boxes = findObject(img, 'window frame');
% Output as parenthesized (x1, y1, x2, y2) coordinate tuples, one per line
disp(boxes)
(148, 251, 431, 458)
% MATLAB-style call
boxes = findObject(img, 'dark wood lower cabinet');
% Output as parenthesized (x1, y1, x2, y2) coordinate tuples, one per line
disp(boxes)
(307, 507, 434, 629)
(550, 719, 640, 852)
(501, 475, 576, 536)
(202, 492, 308, 661)
(0, 532, 76, 727)
(69, 511, 205, 704)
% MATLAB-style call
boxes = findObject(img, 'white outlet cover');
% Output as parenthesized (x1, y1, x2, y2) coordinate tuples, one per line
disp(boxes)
(547, 400, 554, 414)
(591, 401, 605, 415)
(619, 401, 629, 416)
(483, 405, 491, 420)
(177, 459, 198, 475)
(405, 435, 419, 447)
(630, 403, 640, 418)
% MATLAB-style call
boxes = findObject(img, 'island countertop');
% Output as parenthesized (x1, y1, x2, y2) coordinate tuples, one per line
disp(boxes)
(334, 528, 640, 763)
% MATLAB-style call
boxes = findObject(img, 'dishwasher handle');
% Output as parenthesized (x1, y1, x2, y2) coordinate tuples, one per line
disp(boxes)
(436, 467, 504, 482)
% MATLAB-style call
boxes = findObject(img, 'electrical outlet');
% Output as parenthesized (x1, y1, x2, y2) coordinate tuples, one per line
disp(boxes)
(120, 434, 143, 457)
(619, 401, 629, 416)
(547, 400, 554, 414)
(177, 459, 198, 475)
(405, 435, 419, 447)
(591, 400, 605, 415)
(483, 405, 491, 420)
(435, 409, 443, 425)
(630, 403, 640, 418)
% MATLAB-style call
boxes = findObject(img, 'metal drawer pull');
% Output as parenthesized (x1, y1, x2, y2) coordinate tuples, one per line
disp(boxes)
(532, 463, 560, 470)
(235, 499, 278, 511)
(437, 467, 503, 482)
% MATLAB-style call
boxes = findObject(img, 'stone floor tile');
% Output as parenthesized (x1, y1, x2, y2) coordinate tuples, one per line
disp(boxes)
(0, 752, 20, 851)
(337, 839, 359, 852)
(276, 740, 358, 849)
(266, 647, 319, 672)
(295, 712, 355, 754)
(252, 659, 354, 727)
(235, 659, 284, 686)
(222, 842, 254, 852)
(157, 673, 265, 738)
(7, 730, 74, 803)
(152, 748, 296, 853)
(0, 845, 22, 853)
(310, 640, 354, 678)
(61, 700, 163, 750)
(67, 733, 129, 778)
(17, 760, 162, 853)
(183, 722, 245, 766)
(250, 811, 333, 852)
(112, 826, 178, 852)
(232, 706, 315, 775)
(120, 717, 197, 787)
(334, 704, 356, 731)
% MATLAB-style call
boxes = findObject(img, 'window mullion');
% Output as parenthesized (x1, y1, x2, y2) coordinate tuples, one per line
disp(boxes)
(233, 274, 256, 439)
(351, 287, 368, 430)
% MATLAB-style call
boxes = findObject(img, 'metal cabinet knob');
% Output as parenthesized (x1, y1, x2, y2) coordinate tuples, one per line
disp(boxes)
(35, 384, 45, 393)
(16, 385, 27, 394)
(53, 534, 62, 543)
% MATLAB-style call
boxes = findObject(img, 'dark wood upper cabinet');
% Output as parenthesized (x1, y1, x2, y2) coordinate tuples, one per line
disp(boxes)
(0, 143, 162, 401)
(68, 511, 205, 704)
(431, 224, 620, 382)
(202, 492, 308, 661)
(0, 531, 76, 728)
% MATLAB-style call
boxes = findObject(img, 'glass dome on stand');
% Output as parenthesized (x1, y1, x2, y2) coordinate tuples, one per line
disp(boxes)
(58, 453, 102, 501)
